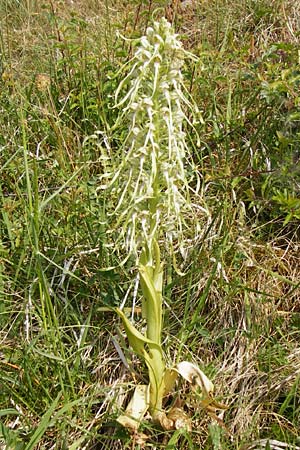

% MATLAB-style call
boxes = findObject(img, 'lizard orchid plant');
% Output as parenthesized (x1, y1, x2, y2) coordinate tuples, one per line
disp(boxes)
(103, 18, 226, 433)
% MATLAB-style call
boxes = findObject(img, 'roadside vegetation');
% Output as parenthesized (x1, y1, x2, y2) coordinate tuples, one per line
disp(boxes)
(0, 1, 299, 449)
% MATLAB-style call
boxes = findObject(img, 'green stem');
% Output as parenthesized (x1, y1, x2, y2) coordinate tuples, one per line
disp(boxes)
(139, 240, 165, 416)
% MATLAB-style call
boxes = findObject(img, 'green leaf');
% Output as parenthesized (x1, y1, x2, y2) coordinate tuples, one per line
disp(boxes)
(115, 307, 165, 415)
(115, 307, 157, 357)
(24, 392, 62, 450)
(0, 409, 20, 418)
(0, 421, 25, 450)
(139, 264, 162, 344)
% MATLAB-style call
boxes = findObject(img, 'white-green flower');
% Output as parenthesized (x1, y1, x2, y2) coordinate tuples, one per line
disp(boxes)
(108, 18, 199, 260)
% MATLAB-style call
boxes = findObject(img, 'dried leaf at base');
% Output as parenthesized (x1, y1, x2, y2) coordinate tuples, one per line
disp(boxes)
(117, 384, 150, 432)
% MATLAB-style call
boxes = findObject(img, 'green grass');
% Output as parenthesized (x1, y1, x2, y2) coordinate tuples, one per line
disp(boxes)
(1, 0, 300, 448)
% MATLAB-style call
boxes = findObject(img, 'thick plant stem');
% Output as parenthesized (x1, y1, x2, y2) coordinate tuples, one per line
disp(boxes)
(145, 342, 165, 417)
(139, 240, 165, 417)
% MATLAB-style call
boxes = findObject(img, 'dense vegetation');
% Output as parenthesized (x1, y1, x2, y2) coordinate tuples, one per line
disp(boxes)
(0, 1, 299, 449)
